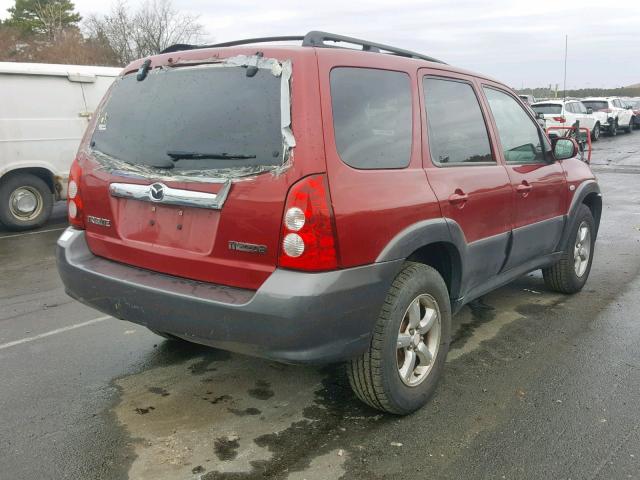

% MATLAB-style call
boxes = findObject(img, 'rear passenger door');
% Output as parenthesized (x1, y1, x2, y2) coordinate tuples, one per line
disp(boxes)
(481, 85, 567, 270)
(419, 71, 514, 294)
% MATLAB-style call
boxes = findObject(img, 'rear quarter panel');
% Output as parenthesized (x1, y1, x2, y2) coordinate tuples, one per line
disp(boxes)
(316, 51, 441, 268)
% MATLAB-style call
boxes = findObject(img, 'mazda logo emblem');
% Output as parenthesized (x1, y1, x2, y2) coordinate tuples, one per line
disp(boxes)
(149, 183, 165, 201)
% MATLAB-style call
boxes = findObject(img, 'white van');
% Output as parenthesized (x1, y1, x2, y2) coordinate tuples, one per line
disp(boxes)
(0, 62, 121, 230)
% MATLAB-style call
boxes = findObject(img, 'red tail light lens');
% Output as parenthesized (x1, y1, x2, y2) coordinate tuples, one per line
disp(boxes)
(67, 159, 85, 229)
(552, 116, 566, 123)
(278, 174, 338, 271)
(598, 108, 612, 113)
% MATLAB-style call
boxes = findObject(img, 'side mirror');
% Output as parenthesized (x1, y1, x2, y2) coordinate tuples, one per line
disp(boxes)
(552, 137, 578, 160)
(586, 107, 593, 114)
(535, 112, 544, 120)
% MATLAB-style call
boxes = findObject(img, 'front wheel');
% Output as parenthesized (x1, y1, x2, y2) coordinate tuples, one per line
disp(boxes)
(347, 262, 451, 415)
(0, 172, 53, 231)
(609, 120, 618, 136)
(542, 204, 595, 294)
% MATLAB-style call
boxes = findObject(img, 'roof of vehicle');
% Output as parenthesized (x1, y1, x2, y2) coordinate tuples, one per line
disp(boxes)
(124, 31, 505, 88)
(582, 97, 614, 101)
(0, 62, 122, 79)
(532, 99, 583, 106)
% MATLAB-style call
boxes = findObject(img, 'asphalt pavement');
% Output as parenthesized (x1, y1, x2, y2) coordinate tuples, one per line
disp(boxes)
(1, 131, 640, 480)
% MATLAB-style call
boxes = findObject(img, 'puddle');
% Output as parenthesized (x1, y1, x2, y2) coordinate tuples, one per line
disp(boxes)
(111, 277, 568, 479)
(448, 283, 564, 362)
(113, 345, 383, 479)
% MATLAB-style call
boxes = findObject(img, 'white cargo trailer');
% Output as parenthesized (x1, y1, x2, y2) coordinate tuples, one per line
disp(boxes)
(0, 62, 121, 230)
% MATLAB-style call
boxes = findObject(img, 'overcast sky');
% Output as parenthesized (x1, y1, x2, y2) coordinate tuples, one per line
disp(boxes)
(1, 0, 638, 88)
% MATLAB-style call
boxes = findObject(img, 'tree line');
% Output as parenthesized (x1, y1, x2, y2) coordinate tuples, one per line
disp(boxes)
(517, 86, 640, 99)
(0, 0, 207, 66)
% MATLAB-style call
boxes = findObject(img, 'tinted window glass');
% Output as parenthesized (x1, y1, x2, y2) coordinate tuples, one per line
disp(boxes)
(582, 100, 609, 112)
(484, 87, 545, 164)
(92, 66, 283, 172)
(330, 68, 412, 169)
(532, 104, 562, 115)
(576, 102, 587, 113)
(423, 78, 493, 165)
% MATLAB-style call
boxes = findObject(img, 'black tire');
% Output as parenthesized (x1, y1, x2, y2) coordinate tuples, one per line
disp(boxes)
(542, 204, 595, 294)
(347, 262, 451, 415)
(609, 120, 618, 136)
(624, 118, 633, 134)
(591, 123, 600, 141)
(0, 172, 53, 231)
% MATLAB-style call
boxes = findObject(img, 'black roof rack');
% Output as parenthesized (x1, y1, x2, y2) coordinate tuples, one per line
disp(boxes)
(160, 30, 446, 64)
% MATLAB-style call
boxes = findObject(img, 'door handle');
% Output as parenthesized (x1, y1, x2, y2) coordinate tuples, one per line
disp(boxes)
(448, 189, 469, 207)
(516, 181, 532, 196)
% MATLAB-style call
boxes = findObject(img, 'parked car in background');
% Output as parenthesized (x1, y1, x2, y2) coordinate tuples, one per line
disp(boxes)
(623, 98, 640, 129)
(57, 31, 600, 415)
(581, 97, 634, 136)
(0, 62, 121, 230)
(518, 94, 536, 105)
(531, 99, 601, 140)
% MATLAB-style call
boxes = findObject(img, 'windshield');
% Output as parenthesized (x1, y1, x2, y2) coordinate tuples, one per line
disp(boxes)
(91, 65, 284, 172)
(531, 104, 562, 115)
(582, 101, 609, 112)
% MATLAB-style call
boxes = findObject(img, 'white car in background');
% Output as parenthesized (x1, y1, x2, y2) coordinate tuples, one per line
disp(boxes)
(531, 99, 601, 141)
(0, 62, 121, 230)
(581, 97, 634, 137)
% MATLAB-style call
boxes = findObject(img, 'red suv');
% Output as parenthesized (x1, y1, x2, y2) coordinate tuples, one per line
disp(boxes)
(57, 32, 601, 414)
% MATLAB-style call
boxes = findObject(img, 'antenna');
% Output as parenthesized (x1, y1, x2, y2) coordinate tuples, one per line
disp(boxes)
(563, 34, 568, 101)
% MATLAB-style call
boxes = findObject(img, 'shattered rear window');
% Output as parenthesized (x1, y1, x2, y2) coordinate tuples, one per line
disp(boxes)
(91, 60, 289, 177)
(531, 104, 562, 115)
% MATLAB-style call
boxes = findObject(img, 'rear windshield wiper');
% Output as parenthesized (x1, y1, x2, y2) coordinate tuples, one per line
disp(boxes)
(167, 150, 257, 161)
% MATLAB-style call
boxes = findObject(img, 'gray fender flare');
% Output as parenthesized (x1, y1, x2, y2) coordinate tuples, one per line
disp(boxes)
(558, 180, 602, 251)
(376, 218, 467, 300)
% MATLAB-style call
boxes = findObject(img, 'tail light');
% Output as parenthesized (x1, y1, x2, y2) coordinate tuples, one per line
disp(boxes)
(598, 108, 612, 113)
(552, 116, 566, 123)
(67, 159, 85, 229)
(278, 174, 338, 271)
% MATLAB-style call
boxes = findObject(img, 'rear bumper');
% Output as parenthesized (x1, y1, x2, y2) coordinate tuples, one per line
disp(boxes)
(56, 228, 402, 364)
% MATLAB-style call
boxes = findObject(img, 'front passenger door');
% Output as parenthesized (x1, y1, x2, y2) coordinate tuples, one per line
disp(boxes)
(482, 86, 567, 270)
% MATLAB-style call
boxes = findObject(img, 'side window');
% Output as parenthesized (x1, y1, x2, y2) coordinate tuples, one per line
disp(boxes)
(564, 103, 572, 113)
(330, 68, 412, 169)
(483, 87, 546, 165)
(423, 77, 494, 165)
(613, 99, 622, 108)
(577, 102, 587, 114)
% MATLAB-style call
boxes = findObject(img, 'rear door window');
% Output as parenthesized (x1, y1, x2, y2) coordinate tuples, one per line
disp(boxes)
(483, 87, 546, 165)
(330, 68, 412, 169)
(423, 77, 494, 165)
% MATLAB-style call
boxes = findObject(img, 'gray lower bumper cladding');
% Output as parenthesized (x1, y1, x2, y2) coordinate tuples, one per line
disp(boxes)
(56, 228, 402, 363)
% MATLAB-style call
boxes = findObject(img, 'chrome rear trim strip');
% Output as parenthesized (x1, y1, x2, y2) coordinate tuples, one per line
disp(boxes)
(109, 181, 231, 210)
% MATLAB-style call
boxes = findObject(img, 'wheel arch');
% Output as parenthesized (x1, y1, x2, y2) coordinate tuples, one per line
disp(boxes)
(558, 180, 601, 250)
(406, 241, 462, 302)
(376, 218, 466, 302)
(1, 167, 58, 197)
(582, 191, 602, 236)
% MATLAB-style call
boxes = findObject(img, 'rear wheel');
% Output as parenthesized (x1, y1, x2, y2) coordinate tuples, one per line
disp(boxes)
(591, 123, 600, 141)
(347, 262, 451, 415)
(0, 172, 53, 231)
(625, 118, 633, 133)
(542, 204, 595, 294)
(609, 120, 618, 136)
